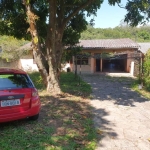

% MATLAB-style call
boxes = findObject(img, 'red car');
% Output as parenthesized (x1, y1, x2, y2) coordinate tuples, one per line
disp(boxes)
(0, 68, 41, 123)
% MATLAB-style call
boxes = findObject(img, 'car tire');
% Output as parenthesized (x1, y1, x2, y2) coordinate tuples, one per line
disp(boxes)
(29, 113, 39, 121)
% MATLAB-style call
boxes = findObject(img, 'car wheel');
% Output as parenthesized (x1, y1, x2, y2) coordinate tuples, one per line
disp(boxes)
(29, 113, 39, 121)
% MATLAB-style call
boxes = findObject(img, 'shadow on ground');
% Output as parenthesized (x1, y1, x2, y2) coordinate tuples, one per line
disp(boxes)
(82, 74, 149, 107)
(0, 93, 117, 150)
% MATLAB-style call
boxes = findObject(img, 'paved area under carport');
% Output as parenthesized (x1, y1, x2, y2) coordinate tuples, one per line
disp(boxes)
(82, 74, 150, 150)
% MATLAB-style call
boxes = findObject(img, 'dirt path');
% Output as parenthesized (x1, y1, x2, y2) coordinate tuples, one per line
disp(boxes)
(82, 74, 150, 150)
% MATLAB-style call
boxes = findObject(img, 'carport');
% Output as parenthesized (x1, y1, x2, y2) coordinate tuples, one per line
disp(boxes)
(96, 53, 128, 73)
(71, 38, 141, 75)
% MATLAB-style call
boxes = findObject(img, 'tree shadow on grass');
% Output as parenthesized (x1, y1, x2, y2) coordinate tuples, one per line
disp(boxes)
(60, 72, 92, 98)
(0, 94, 117, 150)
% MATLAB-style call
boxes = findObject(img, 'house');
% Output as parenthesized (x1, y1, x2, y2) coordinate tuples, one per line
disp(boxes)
(1, 38, 148, 76)
(70, 38, 141, 76)
(16, 42, 39, 72)
(0, 42, 38, 72)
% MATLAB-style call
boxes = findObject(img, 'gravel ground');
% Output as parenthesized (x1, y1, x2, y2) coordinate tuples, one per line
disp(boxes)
(82, 74, 150, 150)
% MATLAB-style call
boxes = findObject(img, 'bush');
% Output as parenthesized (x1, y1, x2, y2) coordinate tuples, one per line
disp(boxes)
(143, 49, 150, 91)
(144, 76, 150, 91)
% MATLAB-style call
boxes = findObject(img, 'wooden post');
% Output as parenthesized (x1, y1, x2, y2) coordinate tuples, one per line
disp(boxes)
(100, 53, 103, 72)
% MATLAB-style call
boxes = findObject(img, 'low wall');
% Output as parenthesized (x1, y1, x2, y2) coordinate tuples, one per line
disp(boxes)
(0, 59, 19, 69)
(20, 59, 38, 72)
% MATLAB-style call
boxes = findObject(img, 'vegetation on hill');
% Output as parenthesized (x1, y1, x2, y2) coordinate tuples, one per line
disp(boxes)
(80, 25, 150, 42)
(0, 35, 29, 61)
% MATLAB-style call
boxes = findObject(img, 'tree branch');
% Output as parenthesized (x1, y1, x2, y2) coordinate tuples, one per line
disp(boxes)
(117, 2, 125, 9)
(57, 0, 65, 27)
(63, 0, 95, 26)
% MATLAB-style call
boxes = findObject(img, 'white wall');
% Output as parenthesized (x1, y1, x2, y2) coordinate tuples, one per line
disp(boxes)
(20, 59, 38, 72)
(76, 65, 91, 74)
(71, 57, 92, 74)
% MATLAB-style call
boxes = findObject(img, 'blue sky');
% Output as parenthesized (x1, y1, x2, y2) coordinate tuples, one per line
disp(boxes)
(86, 0, 127, 28)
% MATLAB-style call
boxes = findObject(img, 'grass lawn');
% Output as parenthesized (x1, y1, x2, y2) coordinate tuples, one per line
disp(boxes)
(0, 72, 96, 150)
(131, 79, 150, 100)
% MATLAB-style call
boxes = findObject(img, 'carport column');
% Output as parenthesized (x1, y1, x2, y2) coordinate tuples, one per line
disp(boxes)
(130, 61, 134, 76)
(126, 53, 130, 72)
(91, 53, 94, 73)
(100, 53, 103, 72)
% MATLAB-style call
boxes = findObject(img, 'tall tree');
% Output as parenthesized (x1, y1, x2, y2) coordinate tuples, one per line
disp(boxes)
(0, 0, 121, 94)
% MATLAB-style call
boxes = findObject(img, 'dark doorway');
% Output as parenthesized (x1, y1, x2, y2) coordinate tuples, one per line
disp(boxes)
(103, 58, 127, 72)
(96, 59, 100, 72)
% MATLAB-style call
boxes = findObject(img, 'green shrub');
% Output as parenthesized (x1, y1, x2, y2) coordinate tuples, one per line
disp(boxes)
(144, 76, 150, 91)
(143, 49, 150, 91)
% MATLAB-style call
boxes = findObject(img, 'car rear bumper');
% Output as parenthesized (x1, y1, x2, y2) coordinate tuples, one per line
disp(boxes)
(0, 105, 41, 123)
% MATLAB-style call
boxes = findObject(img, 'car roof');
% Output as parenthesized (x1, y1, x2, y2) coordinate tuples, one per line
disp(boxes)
(0, 68, 27, 74)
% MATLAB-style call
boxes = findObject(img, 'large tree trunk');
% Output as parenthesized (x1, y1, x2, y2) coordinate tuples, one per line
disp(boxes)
(45, 27, 64, 93)
(45, 37, 63, 94)
(44, 0, 64, 94)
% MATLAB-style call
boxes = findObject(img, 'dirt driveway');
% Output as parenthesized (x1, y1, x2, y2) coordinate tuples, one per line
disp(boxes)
(82, 74, 150, 150)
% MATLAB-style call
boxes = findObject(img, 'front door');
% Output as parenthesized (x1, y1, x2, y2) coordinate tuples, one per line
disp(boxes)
(96, 59, 100, 72)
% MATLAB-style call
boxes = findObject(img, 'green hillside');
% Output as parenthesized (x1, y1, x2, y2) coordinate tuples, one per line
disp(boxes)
(80, 25, 150, 42)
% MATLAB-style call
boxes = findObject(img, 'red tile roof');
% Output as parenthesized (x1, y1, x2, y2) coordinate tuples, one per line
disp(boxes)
(79, 38, 140, 49)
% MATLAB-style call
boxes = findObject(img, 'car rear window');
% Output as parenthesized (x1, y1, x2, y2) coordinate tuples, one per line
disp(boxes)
(0, 74, 34, 90)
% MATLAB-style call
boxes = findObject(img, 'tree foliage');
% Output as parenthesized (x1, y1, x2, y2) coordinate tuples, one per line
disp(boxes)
(124, 0, 150, 26)
(81, 25, 150, 42)
(0, 0, 102, 42)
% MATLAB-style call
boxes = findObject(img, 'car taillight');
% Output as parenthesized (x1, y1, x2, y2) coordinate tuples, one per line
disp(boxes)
(32, 89, 38, 97)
